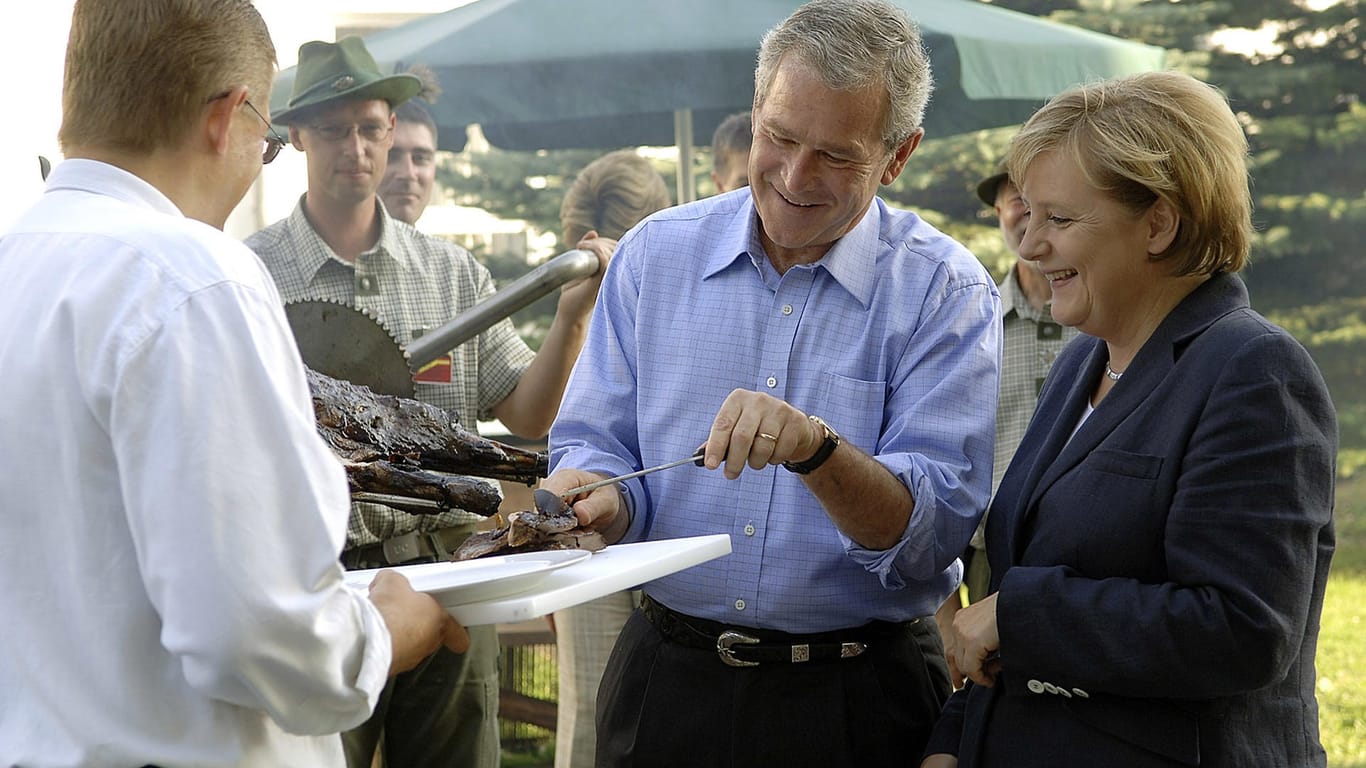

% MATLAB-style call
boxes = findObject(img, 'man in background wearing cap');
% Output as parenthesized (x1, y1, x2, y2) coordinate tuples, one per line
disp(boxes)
(246, 37, 609, 768)
(934, 165, 1078, 682)
(0, 2, 467, 766)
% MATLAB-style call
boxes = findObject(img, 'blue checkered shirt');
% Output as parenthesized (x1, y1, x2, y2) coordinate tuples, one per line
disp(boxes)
(550, 191, 1001, 632)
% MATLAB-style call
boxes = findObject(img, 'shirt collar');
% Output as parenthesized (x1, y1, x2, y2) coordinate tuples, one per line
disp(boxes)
(999, 263, 1052, 322)
(45, 158, 184, 218)
(702, 194, 761, 279)
(288, 195, 408, 283)
(371, 202, 411, 268)
(702, 195, 881, 309)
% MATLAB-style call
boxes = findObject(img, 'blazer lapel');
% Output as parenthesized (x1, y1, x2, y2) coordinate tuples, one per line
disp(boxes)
(1009, 274, 1249, 555)
(1003, 336, 1100, 562)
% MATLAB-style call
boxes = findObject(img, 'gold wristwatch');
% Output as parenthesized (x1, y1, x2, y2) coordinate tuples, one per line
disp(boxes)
(782, 415, 841, 475)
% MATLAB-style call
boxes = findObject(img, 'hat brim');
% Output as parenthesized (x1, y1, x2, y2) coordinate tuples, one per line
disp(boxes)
(272, 73, 422, 126)
(975, 172, 1009, 208)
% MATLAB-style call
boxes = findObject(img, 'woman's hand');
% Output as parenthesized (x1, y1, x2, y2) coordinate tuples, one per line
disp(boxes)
(557, 231, 615, 317)
(943, 592, 1002, 688)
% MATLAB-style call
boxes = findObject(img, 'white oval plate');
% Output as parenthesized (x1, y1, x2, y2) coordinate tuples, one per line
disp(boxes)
(343, 549, 592, 608)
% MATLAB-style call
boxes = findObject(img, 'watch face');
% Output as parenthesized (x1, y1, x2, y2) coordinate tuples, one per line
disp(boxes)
(783, 414, 840, 474)
(811, 415, 839, 443)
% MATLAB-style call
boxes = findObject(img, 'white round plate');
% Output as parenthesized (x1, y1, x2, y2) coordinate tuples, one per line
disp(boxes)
(343, 549, 592, 607)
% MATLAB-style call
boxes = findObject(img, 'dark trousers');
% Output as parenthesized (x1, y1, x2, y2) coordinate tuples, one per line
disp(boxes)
(340, 523, 501, 768)
(595, 599, 950, 768)
(342, 624, 501, 768)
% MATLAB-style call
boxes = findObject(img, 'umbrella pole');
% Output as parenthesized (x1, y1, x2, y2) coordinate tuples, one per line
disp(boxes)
(673, 109, 697, 204)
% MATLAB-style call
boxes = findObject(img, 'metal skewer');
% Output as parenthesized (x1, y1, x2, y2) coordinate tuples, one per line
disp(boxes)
(351, 492, 442, 510)
(557, 447, 706, 499)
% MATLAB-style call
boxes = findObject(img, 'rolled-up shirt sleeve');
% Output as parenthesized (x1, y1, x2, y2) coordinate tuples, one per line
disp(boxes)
(845, 274, 1001, 588)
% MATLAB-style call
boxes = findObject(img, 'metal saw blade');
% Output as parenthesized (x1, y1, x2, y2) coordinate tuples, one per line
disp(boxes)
(284, 299, 416, 398)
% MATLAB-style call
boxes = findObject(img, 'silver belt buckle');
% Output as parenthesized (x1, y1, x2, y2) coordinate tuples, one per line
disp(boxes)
(716, 630, 760, 667)
(841, 642, 867, 659)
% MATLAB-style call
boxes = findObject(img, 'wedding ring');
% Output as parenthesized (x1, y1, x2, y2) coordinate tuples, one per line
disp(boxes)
(757, 432, 778, 442)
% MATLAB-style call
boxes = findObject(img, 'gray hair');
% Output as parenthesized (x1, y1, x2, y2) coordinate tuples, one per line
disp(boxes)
(753, 0, 932, 149)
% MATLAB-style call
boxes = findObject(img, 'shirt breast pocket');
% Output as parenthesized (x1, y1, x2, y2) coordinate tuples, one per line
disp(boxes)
(813, 372, 886, 450)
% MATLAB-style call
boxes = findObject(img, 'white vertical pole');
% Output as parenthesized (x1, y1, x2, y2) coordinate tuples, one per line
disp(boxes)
(673, 108, 697, 203)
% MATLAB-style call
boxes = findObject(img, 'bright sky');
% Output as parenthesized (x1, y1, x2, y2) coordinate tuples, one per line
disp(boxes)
(0, 0, 468, 234)
(4, 0, 1342, 233)
(1207, 0, 1341, 56)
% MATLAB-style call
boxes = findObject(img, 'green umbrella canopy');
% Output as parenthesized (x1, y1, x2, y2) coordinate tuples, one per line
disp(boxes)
(271, 0, 1162, 150)
(270, 0, 1162, 200)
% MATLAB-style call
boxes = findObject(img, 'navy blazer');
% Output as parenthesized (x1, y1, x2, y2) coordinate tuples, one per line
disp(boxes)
(925, 274, 1337, 767)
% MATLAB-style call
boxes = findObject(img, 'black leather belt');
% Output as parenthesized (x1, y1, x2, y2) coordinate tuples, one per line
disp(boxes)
(641, 594, 905, 668)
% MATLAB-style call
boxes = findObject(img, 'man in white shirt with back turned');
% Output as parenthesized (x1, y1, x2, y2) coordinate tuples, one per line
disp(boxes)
(0, 1, 467, 765)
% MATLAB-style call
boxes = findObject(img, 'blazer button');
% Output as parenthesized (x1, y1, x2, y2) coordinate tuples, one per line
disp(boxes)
(1027, 679, 1046, 694)
(1071, 688, 1090, 698)
(1042, 682, 1060, 695)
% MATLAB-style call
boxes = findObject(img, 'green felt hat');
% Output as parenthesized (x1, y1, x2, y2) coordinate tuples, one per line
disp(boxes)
(272, 37, 421, 126)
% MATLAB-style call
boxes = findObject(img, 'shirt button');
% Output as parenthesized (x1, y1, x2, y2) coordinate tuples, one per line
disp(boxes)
(744, 523, 756, 536)
(357, 276, 375, 292)
(766, 376, 777, 388)
(782, 304, 793, 315)
(734, 599, 746, 611)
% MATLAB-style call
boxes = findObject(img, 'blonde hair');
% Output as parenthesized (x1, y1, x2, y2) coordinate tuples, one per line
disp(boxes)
(560, 150, 672, 245)
(60, 0, 276, 155)
(1005, 70, 1253, 275)
(754, 0, 932, 149)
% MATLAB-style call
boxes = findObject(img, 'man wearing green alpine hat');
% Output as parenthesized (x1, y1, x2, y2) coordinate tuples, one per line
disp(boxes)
(247, 36, 609, 768)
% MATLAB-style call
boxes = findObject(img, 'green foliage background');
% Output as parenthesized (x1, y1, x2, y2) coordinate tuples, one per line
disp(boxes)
(435, 0, 1364, 458)
(449, 6, 1361, 763)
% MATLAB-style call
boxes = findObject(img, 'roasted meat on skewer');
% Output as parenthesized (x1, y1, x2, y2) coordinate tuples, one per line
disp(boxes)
(306, 367, 548, 515)
(341, 459, 503, 517)
(307, 367, 606, 558)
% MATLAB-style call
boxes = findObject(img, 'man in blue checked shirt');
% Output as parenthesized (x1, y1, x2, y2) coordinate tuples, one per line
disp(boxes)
(540, 1, 1002, 766)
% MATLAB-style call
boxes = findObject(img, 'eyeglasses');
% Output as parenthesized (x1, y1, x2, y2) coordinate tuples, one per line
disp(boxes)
(207, 90, 286, 165)
(244, 99, 287, 165)
(306, 122, 393, 144)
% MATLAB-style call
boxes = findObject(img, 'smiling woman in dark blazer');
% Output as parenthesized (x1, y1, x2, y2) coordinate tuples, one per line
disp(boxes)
(922, 70, 1338, 768)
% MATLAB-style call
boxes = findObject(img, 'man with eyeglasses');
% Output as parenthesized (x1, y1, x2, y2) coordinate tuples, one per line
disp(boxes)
(246, 98, 288, 165)
(372, 87, 515, 768)
(0, 2, 468, 766)
(246, 36, 610, 768)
